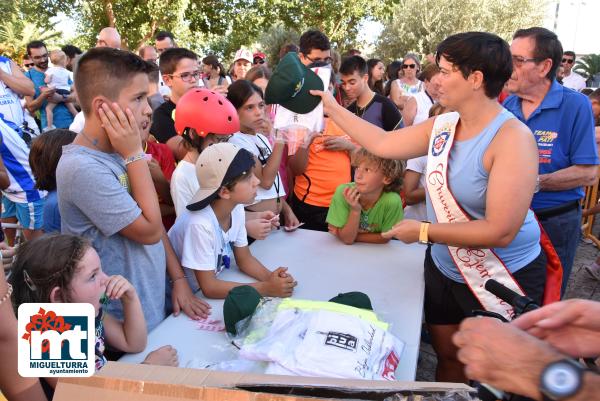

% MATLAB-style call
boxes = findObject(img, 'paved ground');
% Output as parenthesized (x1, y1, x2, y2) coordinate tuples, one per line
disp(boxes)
(415, 225, 600, 382)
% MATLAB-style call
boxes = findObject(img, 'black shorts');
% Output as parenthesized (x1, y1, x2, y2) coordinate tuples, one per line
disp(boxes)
(424, 247, 546, 325)
(288, 192, 329, 232)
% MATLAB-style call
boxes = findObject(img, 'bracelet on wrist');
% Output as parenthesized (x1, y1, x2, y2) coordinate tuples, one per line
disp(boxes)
(124, 152, 147, 166)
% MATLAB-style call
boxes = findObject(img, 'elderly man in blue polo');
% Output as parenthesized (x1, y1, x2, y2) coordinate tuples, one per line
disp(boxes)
(504, 27, 599, 296)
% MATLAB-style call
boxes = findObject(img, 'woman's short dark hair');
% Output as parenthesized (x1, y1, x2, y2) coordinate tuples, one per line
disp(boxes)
(226, 80, 263, 109)
(513, 27, 563, 81)
(436, 31, 512, 99)
(29, 129, 77, 191)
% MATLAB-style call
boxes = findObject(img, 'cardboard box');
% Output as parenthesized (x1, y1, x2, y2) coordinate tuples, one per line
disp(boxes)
(53, 362, 474, 401)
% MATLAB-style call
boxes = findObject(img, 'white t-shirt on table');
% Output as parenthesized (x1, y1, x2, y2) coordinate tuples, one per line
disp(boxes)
(168, 204, 248, 293)
(170, 160, 199, 216)
(228, 132, 286, 203)
(242, 308, 404, 380)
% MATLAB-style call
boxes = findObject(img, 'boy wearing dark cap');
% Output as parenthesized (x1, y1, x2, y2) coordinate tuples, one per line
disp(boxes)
(168, 142, 297, 299)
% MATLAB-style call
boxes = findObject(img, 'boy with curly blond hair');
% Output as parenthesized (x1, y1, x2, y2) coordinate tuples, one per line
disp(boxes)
(327, 148, 404, 244)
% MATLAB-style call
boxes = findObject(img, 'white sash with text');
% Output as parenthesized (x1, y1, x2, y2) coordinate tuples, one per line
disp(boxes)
(425, 112, 524, 320)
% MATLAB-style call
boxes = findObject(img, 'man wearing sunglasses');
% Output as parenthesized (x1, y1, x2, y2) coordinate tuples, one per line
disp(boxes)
(504, 27, 598, 297)
(0, 52, 34, 128)
(22, 56, 34, 71)
(298, 30, 332, 68)
(253, 52, 267, 66)
(561, 51, 586, 91)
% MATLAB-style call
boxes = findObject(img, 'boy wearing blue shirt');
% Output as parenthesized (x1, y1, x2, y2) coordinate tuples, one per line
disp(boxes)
(24, 41, 75, 130)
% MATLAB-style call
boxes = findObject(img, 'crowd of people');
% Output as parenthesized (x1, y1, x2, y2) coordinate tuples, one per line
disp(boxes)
(0, 23, 599, 401)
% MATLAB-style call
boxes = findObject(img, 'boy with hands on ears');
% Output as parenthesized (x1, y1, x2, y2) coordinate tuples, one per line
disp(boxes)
(57, 48, 210, 331)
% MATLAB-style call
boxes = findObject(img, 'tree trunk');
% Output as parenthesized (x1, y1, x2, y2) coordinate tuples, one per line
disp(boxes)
(136, 19, 159, 50)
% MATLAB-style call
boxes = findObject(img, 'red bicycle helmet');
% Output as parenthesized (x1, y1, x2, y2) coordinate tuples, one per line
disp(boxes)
(174, 88, 240, 137)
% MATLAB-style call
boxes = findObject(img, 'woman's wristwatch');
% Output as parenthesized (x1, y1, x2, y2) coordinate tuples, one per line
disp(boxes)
(418, 221, 432, 245)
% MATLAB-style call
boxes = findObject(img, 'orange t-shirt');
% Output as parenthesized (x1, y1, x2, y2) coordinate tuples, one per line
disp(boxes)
(293, 119, 352, 207)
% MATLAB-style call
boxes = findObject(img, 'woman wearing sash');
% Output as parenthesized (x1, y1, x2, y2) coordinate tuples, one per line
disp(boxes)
(311, 32, 546, 382)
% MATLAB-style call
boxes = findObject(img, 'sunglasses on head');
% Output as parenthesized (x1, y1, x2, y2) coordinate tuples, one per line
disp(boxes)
(562, 58, 574, 64)
(402, 64, 416, 69)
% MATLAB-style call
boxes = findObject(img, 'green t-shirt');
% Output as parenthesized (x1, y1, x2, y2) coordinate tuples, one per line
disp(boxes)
(326, 183, 404, 233)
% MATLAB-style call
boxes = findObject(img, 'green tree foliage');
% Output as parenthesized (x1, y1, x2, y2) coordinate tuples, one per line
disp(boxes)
(574, 54, 600, 81)
(263, 0, 395, 49)
(0, 21, 61, 61)
(15, 0, 194, 51)
(257, 25, 300, 68)
(374, 0, 547, 62)
(187, 0, 397, 62)
(2, 0, 398, 63)
(0, 1, 61, 61)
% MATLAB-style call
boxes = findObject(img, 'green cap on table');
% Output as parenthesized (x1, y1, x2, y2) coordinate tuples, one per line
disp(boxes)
(329, 291, 373, 310)
(223, 285, 262, 335)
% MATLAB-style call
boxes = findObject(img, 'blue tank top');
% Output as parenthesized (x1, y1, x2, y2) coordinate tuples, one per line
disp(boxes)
(426, 109, 541, 283)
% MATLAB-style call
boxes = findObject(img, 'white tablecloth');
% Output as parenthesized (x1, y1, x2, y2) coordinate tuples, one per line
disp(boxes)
(120, 229, 426, 380)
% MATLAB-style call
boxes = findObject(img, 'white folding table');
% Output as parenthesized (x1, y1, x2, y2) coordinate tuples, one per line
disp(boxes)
(120, 229, 426, 380)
